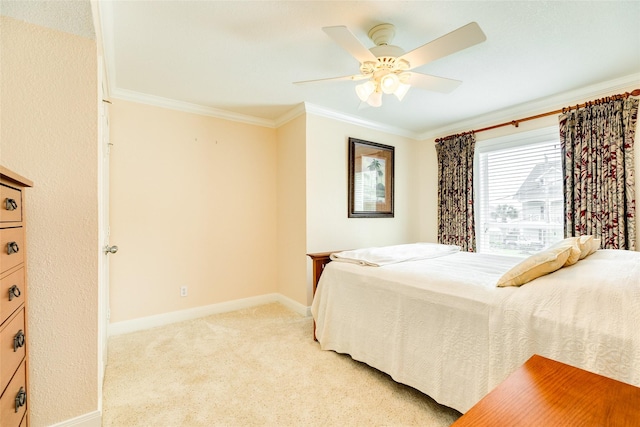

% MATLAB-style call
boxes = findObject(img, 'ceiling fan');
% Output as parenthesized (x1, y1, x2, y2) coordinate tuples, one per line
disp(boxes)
(295, 22, 486, 107)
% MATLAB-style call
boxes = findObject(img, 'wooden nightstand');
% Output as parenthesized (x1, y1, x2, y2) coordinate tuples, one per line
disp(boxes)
(306, 251, 337, 296)
(307, 251, 343, 341)
(453, 354, 640, 426)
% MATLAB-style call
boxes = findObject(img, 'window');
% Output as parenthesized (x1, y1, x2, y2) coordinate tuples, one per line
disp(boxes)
(475, 127, 563, 256)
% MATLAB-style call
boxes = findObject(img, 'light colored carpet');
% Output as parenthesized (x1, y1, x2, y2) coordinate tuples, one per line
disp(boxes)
(103, 303, 462, 426)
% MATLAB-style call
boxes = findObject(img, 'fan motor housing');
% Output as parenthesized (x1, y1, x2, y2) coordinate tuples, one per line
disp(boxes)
(370, 44, 405, 59)
(368, 23, 396, 46)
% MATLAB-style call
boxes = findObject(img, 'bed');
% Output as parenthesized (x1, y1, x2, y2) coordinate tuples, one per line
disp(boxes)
(310, 242, 640, 413)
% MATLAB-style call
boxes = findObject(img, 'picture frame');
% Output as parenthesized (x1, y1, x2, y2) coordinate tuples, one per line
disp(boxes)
(348, 137, 394, 218)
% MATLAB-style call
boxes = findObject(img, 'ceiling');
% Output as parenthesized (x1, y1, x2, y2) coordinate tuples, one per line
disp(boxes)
(3, 1, 640, 138)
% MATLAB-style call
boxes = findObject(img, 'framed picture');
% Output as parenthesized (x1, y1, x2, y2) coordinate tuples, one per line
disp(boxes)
(348, 137, 394, 218)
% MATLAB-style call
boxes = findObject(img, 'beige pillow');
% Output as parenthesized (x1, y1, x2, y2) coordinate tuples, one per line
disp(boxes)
(497, 246, 572, 287)
(548, 237, 581, 266)
(588, 238, 601, 256)
(578, 235, 595, 259)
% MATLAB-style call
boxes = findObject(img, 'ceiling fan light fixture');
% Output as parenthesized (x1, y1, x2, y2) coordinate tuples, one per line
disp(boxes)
(357, 73, 411, 106)
(356, 80, 376, 102)
(380, 73, 400, 94)
(367, 91, 382, 107)
(393, 83, 411, 101)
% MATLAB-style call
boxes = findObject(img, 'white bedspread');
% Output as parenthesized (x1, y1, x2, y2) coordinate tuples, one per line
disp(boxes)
(329, 243, 461, 266)
(311, 249, 640, 413)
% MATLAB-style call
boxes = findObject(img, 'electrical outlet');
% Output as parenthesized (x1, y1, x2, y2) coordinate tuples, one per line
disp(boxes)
(180, 286, 188, 297)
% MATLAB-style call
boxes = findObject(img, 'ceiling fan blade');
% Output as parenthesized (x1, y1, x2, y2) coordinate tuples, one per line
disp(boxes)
(399, 22, 486, 69)
(322, 26, 377, 64)
(294, 74, 370, 85)
(407, 73, 462, 93)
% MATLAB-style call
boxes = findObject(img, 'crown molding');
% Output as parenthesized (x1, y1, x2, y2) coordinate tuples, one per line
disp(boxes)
(170, 98, 420, 139)
(108, 72, 639, 141)
(418, 73, 640, 141)
(108, 87, 418, 138)
(274, 103, 306, 128)
(111, 88, 276, 128)
(300, 102, 419, 139)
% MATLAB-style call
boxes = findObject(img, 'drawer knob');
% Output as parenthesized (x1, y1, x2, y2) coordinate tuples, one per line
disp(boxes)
(14, 330, 25, 352)
(7, 241, 19, 255)
(8, 285, 21, 301)
(5, 198, 18, 211)
(15, 387, 26, 413)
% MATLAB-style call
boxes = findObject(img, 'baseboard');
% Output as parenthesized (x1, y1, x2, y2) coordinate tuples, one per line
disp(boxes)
(109, 293, 311, 336)
(48, 410, 101, 427)
(274, 293, 310, 316)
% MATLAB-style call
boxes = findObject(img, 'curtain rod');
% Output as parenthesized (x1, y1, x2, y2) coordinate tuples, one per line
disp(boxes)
(435, 88, 640, 143)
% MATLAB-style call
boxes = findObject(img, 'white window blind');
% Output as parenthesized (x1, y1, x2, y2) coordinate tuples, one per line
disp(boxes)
(475, 127, 564, 256)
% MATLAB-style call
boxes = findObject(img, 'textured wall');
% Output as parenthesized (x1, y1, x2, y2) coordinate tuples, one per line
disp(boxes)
(109, 100, 278, 322)
(0, 16, 99, 426)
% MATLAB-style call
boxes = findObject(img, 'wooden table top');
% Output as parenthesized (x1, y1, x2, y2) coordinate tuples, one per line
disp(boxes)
(452, 354, 640, 427)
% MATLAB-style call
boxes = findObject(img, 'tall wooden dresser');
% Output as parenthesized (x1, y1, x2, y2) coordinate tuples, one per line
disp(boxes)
(0, 167, 32, 426)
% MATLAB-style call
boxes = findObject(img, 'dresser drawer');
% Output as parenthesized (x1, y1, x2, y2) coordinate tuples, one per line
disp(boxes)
(0, 228, 24, 274)
(0, 185, 22, 224)
(0, 360, 26, 427)
(0, 269, 25, 325)
(0, 309, 25, 395)
(0, 168, 30, 427)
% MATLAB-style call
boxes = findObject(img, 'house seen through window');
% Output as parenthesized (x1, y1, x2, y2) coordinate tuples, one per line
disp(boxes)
(475, 126, 564, 256)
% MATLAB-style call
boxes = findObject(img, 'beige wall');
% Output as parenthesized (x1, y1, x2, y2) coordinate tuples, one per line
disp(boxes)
(110, 108, 425, 310)
(418, 137, 439, 244)
(305, 115, 420, 303)
(306, 115, 421, 252)
(110, 107, 423, 311)
(275, 115, 307, 305)
(109, 100, 278, 322)
(0, 16, 99, 427)
(418, 84, 640, 249)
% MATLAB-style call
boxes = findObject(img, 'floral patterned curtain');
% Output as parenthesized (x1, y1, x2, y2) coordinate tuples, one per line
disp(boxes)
(559, 96, 638, 250)
(436, 133, 476, 252)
